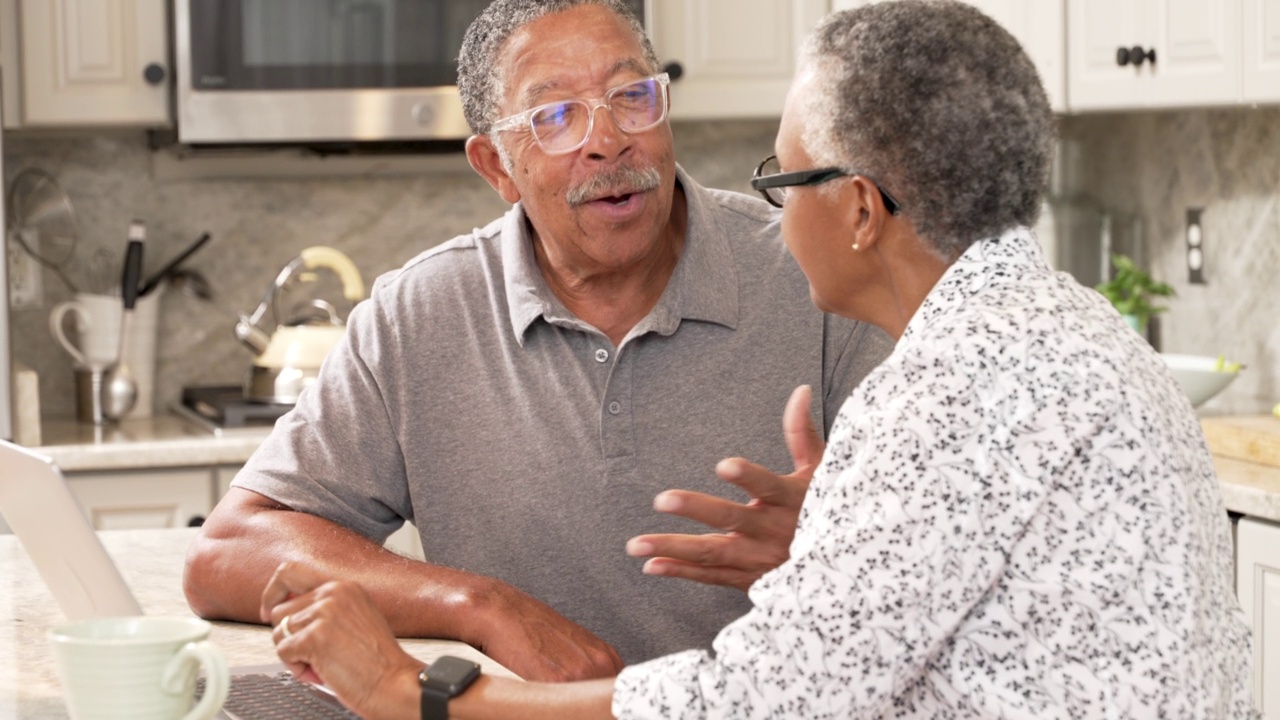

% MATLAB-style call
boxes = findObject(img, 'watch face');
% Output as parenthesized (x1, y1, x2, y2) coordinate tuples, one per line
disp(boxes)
(423, 656, 482, 694)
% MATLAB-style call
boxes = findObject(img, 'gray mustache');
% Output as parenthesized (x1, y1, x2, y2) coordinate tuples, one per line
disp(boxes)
(566, 166, 662, 207)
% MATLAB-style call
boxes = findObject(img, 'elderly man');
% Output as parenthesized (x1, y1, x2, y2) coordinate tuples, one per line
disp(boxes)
(257, 1, 1257, 718)
(183, 0, 890, 683)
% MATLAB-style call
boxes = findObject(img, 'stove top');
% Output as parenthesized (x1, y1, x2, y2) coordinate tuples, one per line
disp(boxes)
(178, 385, 292, 433)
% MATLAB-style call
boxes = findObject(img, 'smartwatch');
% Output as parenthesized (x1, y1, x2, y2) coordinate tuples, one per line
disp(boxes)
(418, 655, 482, 720)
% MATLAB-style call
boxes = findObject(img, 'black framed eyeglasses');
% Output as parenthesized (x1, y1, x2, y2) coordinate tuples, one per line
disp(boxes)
(750, 154, 902, 214)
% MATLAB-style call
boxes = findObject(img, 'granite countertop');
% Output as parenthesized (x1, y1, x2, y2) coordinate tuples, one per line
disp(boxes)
(30, 413, 271, 472)
(1214, 456, 1280, 523)
(20, 412, 1280, 523)
(0, 528, 517, 719)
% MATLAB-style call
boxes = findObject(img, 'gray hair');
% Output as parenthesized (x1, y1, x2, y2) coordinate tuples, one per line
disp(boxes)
(798, 0, 1054, 258)
(457, 0, 659, 136)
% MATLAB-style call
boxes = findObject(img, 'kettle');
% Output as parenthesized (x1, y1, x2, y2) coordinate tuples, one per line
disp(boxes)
(236, 246, 365, 403)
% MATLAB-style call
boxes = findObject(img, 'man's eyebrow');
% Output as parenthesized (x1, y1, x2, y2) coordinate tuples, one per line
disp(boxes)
(517, 58, 654, 108)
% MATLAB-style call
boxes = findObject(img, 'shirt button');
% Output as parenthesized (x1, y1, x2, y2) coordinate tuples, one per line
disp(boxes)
(594, 348, 609, 363)
(608, 401, 621, 415)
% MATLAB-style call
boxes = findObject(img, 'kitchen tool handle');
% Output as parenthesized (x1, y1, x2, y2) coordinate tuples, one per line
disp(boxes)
(121, 240, 145, 311)
(139, 232, 211, 297)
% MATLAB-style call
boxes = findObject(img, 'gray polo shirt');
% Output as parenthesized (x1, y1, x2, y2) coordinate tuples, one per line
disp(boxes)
(234, 166, 892, 664)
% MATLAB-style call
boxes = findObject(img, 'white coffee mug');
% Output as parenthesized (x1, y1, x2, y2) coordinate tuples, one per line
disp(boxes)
(49, 291, 162, 418)
(48, 616, 229, 720)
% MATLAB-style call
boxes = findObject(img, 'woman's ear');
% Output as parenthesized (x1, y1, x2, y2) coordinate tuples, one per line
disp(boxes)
(466, 135, 522, 204)
(844, 176, 890, 252)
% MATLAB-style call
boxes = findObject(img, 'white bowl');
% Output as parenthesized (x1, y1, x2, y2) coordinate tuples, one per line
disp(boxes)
(1161, 353, 1241, 408)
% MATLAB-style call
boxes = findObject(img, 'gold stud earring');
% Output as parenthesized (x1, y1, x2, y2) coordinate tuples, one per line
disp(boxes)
(852, 242, 860, 252)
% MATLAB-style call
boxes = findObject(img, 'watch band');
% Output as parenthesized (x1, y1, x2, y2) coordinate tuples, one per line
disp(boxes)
(419, 675, 450, 720)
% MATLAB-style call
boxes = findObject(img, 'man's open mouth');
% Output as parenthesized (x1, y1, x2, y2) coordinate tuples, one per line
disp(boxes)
(596, 192, 635, 205)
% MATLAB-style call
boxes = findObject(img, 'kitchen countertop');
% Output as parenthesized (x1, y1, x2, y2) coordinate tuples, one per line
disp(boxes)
(31, 413, 271, 472)
(20, 413, 1280, 524)
(1215, 455, 1280, 522)
(0, 528, 517, 718)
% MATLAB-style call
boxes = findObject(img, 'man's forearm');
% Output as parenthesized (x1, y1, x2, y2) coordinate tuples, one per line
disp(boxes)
(182, 492, 495, 644)
(189, 489, 625, 681)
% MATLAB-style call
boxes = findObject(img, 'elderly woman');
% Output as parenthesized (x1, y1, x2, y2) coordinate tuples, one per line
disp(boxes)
(258, 1, 1257, 718)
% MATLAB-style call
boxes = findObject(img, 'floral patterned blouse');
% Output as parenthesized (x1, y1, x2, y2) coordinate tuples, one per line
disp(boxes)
(613, 228, 1257, 719)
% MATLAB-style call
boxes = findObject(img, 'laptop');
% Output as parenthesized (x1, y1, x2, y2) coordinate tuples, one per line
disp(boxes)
(0, 439, 359, 719)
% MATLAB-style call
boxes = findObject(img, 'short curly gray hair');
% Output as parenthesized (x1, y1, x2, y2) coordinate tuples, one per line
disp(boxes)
(798, 0, 1054, 258)
(457, 0, 658, 136)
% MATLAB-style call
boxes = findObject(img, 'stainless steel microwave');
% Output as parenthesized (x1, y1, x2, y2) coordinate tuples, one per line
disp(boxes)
(174, 0, 647, 145)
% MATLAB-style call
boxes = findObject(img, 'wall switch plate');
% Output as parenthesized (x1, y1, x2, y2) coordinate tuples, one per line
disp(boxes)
(1186, 208, 1205, 285)
(7, 229, 44, 308)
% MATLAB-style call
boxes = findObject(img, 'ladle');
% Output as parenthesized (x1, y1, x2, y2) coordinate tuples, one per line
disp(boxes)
(101, 221, 146, 420)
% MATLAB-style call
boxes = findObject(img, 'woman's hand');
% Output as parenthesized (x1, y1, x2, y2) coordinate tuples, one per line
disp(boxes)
(626, 385, 823, 591)
(260, 562, 423, 720)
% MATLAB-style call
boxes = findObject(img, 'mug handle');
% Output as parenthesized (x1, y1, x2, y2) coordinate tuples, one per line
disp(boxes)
(162, 640, 229, 720)
(48, 301, 90, 366)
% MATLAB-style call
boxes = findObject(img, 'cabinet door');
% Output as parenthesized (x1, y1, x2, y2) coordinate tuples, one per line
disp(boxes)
(649, 0, 826, 119)
(1144, 0, 1240, 107)
(963, 1, 1067, 112)
(1243, 0, 1280, 101)
(67, 469, 214, 530)
(0, 0, 19, 128)
(1237, 516, 1280, 716)
(1068, 0, 1155, 110)
(1070, 0, 1242, 110)
(213, 465, 243, 502)
(19, 0, 169, 126)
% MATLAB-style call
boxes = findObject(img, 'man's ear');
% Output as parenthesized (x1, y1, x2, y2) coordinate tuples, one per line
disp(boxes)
(466, 135, 522, 204)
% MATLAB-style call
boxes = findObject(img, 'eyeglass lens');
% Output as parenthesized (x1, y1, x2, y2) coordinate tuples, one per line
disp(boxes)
(757, 156, 787, 206)
(530, 77, 666, 152)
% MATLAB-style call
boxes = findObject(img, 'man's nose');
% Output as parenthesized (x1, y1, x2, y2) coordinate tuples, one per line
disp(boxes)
(582, 104, 630, 161)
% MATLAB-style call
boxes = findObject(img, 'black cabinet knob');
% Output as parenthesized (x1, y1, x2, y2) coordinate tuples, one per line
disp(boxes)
(1116, 45, 1155, 67)
(143, 63, 166, 85)
(661, 61, 684, 82)
(187, 515, 206, 527)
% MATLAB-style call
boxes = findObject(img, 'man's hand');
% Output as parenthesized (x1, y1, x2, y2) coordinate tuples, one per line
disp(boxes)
(626, 385, 824, 592)
(262, 562, 424, 720)
(465, 583, 625, 682)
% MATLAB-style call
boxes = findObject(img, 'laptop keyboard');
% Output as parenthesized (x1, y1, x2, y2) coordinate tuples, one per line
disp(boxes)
(198, 672, 361, 719)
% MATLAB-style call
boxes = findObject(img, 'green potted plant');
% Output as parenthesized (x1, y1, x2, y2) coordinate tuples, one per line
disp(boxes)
(1094, 253, 1176, 332)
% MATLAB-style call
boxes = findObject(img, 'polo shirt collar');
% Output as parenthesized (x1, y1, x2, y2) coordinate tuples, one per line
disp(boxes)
(503, 164, 740, 345)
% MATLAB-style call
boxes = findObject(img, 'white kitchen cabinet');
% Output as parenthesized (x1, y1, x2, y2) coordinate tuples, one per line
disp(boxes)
(1237, 516, 1280, 717)
(822, 1, 1068, 113)
(648, 0, 827, 119)
(214, 464, 243, 501)
(19, 0, 169, 126)
(0, 0, 20, 127)
(1068, 0, 1241, 110)
(964, 1, 1067, 112)
(1243, 0, 1280, 102)
(66, 468, 213, 530)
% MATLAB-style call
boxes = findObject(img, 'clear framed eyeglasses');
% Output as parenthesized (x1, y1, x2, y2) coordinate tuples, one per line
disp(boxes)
(489, 73, 671, 155)
(750, 154, 902, 214)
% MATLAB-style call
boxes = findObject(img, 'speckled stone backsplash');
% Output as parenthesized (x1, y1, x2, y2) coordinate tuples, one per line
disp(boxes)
(1060, 108, 1280, 416)
(4, 121, 778, 419)
(7, 110, 1278, 421)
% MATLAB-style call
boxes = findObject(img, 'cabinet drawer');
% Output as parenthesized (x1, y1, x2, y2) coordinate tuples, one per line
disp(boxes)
(67, 469, 214, 530)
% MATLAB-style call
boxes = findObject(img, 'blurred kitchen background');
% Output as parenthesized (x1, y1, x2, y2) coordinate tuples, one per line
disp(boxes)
(3, 0, 1279, 425)
(10, 108, 1276, 417)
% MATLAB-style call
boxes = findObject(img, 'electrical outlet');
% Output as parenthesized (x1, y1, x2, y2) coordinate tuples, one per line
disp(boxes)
(1186, 208, 1205, 285)
(7, 229, 44, 308)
